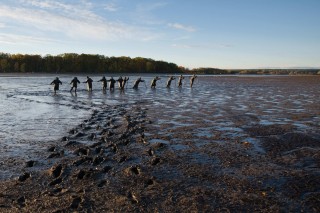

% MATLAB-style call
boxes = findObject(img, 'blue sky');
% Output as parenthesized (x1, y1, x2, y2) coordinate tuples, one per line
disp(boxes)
(0, 0, 319, 69)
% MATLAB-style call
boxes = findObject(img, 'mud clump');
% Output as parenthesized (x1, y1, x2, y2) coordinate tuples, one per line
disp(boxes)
(70, 196, 82, 209)
(25, 160, 36, 168)
(151, 157, 161, 166)
(49, 164, 63, 178)
(49, 177, 62, 186)
(18, 172, 31, 182)
(262, 132, 319, 155)
(245, 124, 295, 137)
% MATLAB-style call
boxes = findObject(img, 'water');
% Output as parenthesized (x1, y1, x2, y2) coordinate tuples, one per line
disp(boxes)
(0, 74, 319, 179)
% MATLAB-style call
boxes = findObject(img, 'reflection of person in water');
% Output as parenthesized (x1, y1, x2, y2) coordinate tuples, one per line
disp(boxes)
(122, 77, 129, 89)
(51, 77, 62, 95)
(107, 77, 116, 91)
(117, 76, 124, 89)
(178, 75, 184, 87)
(98, 76, 108, 91)
(151, 76, 161, 89)
(166, 76, 175, 88)
(83, 76, 93, 92)
(70, 77, 80, 93)
(133, 77, 144, 89)
(190, 74, 197, 88)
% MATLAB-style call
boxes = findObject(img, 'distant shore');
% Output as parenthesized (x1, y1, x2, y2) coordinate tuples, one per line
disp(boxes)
(0, 52, 319, 75)
(0, 69, 319, 76)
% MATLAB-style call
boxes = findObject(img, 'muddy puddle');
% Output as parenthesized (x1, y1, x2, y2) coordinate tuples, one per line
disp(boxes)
(0, 75, 319, 212)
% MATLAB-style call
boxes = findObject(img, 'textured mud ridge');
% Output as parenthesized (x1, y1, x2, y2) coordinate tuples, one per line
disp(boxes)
(0, 104, 319, 212)
(0, 76, 319, 212)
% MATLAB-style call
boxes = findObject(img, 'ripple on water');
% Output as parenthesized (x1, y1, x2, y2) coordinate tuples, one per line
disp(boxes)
(243, 137, 265, 153)
(171, 144, 189, 151)
(149, 139, 170, 145)
(194, 128, 214, 138)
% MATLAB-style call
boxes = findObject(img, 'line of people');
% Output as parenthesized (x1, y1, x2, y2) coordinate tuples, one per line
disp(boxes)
(50, 75, 197, 94)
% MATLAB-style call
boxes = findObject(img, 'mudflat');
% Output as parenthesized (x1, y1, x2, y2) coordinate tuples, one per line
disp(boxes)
(0, 76, 319, 212)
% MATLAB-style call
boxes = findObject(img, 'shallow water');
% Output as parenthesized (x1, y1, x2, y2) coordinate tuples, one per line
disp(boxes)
(0, 74, 319, 179)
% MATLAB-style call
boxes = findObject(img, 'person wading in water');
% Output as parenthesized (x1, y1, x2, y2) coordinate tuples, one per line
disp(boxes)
(107, 77, 116, 91)
(151, 76, 161, 89)
(117, 76, 124, 90)
(98, 76, 108, 91)
(122, 77, 129, 89)
(166, 76, 175, 88)
(51, 77, 62, 95)
(70, 77, 80, 93)
(83, 76, 93, 92)
(190, 74, 197, 88)
(133, 77, 145, 89)
(178, 75, 184, 87)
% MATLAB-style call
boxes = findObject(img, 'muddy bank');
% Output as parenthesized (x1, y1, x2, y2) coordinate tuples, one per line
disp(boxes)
(0, 104, 319, 212)
(0, 76, 319, 212)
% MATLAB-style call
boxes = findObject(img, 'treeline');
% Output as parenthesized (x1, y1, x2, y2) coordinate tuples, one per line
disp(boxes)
(183, 67, 320, 75)
(1, 52, 319, 75)
(0, 53, 182, 74)
(184, 67, 229, 75)
(232, 69, 320, 75)
(185, 68, 320, 75)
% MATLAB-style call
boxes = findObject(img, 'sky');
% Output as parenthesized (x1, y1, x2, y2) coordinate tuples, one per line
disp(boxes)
(0, 0, 319, 69)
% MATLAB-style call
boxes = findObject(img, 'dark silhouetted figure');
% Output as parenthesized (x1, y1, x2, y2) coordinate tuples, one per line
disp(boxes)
(51, 77, 62, 95)
(133, 77, 145, 89)
(98, 76, 108, 91)
(151, 76, 161, 88)
(166, 76, 175, 88)
(117, 76, 124, 90)
(107, 77, 116, 91)
(70, 77, 80, 93)
(83, 76, 93, 92)
(178, 75, 184, 87)
(190, 74, 197, 88)
(122, 77, 129, 89)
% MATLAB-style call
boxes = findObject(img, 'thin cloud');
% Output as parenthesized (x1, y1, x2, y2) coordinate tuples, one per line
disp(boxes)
(0, 33, 59, 45)
(20, 0, 99, 21)
(172, 43, 234, 49)
(168, 23, 196, 32)
(20, 0, 59, 9)
(136, 2, 168, 12)
(104, 2, 119, 12)
(0, 4, 157, 41)
(132, 2, 168, 26)
(218, 44, 234, 48)
(172, 44, 192, 49)
(173, 36, 192, 41)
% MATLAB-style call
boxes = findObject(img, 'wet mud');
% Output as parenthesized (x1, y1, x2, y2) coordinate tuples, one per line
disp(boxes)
(0, 76, 319, 212)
